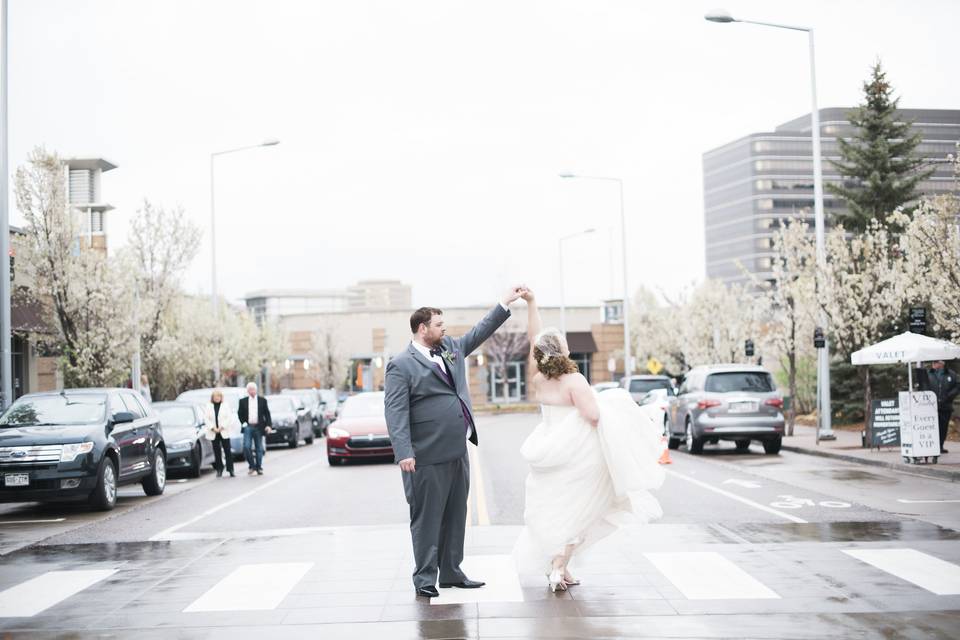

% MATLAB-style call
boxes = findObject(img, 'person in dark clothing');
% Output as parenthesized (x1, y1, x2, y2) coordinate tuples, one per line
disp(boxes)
(204, 389, 240, 477)
(915, 360, 959, 453)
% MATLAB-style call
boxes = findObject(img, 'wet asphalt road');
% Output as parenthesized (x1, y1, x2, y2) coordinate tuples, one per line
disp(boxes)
(0, 412, 959, 637)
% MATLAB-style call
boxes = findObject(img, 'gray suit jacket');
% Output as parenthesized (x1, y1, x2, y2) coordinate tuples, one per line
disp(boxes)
(385, 304, 510, 466)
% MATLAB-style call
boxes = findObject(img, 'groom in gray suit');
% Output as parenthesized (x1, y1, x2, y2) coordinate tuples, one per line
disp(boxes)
(385, 286, 523, 597)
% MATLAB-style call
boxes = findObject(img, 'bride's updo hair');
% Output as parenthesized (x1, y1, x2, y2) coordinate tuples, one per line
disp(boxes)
(533, 328, 579, 380)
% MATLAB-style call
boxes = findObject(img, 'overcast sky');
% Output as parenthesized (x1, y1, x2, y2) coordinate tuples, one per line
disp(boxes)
(7, 0, 959, 308)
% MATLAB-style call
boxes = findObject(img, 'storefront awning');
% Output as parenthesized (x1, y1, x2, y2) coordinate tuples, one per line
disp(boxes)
(566, 331, 597, 354)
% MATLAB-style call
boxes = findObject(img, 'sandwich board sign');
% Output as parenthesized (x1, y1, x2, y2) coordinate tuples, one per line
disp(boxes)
(898, 390, 940, 459)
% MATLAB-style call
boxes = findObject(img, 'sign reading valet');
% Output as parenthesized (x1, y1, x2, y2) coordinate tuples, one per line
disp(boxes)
(898, 390, 940, 459)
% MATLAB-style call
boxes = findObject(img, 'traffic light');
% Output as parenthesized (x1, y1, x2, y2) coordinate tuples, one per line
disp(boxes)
(745, 339, 755, 357)
(814, 327, 825, 349)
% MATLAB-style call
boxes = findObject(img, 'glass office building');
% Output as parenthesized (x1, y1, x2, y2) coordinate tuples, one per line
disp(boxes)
(702, 108, 960, 285)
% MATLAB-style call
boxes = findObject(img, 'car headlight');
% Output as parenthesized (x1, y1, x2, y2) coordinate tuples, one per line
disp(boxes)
(328, 427, 350, 439)
(170, 438, 195, 451)
(60, 442, 94, 462)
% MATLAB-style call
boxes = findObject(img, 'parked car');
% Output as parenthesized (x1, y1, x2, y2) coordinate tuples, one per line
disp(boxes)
(265, 395, 314, 448)
(621, 375, 676, 404)
(176, 387, 245, 459)
(0, 388, 167, 510)
(326, 392, 392, 465)
(317, 388, 340, 433)
(639, 388, 671, 435)
(666, 364, 785, 455)
(591, 381, 620, 393)
(153, 401, 214, 478)
(281, 388, 324, 436)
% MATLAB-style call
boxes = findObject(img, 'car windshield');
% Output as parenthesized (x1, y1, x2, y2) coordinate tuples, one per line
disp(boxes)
(268, 397, 297, 414)
(629, 379, 674, 395)
(340, 394, 385, 419)
(0, 394, 106, 427)
(705, 372, 774, 393)
(157, 406, 195, 426)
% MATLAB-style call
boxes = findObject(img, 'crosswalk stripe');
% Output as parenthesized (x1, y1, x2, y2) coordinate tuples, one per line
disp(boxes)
(644, 552, 779, 600)
(843, 548, 960, 595)
(183, 562, 313, 612)
(0, 569, 116, 617)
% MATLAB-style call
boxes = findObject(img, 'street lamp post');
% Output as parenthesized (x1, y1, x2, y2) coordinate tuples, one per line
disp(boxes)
(0, 0, 11, 409)
(559, 174, 632, 376)
(210, 139, 279, 384)
(705, 8, 834, 439)
(558, 228, 595, 338)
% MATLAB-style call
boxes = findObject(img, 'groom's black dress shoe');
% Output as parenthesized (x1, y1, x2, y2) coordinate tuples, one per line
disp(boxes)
(415, 586, 440, 598)
(439, 579, 485, 589)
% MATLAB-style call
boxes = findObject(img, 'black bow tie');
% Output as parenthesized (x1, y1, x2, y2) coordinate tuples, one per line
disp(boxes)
(429, 346, 443, 358)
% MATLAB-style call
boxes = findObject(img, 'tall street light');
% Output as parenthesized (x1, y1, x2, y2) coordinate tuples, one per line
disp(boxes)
(705, 8, 834, 440)
(558, 227, 595, 338)
(0, 0, 10, 409)
(559, 173, 632, 376)
(210, 139, 279, 384)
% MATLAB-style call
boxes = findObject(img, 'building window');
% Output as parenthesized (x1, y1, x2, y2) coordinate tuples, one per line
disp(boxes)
(603, 301, 623, 323)
(570, 353, 591, 382)
(489, 361, 526, 403)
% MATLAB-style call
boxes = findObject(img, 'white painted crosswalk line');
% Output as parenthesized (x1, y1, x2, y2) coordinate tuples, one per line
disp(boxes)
(183, 563, 313, 612)
(843, 548, 960, 595)
(431, 555, 523, 605)
(0, 569, 116, 617)
(645, 552, 779, 600)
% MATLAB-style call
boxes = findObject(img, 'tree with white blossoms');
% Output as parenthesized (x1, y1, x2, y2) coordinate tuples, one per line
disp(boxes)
(307, 322, 349, 389)
(818, 219, 909, 420)
(14, 147, 137, 386)
(671, 280, 763, 368)
(485, 325, 529, 394)
(746, 220, 818, 435)
(631, 286, 689, 375)
(896, 149, 960, 340)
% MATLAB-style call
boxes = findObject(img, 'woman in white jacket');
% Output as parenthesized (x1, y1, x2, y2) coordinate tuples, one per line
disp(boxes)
(204, 389, 241, 477)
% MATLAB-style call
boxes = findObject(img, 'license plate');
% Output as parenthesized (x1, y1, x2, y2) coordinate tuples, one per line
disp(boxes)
(728, 401, 757, 413)
(4, 473, 29, 487)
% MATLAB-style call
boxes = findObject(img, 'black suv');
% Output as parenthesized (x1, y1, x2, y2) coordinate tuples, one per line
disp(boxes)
(0, 389, 167, 510)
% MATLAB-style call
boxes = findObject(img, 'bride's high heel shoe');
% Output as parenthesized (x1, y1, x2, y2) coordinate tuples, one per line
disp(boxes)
(547, 568, 568, 592)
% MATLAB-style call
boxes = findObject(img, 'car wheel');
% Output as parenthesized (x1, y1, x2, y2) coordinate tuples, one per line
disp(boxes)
(685, 419, 704, 454)
(735, 439, 751, 453)
(327, 455, 340, 466)
(188, 443, 202, 478)
(142, 450, 167, 496)
(763, 437, 782, 455)
(88, 457, 117, 511)
(305, 429, 315, 445)
(288, 433, 299, 449)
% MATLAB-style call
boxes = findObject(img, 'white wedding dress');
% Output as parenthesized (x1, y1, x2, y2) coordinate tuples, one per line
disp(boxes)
(513, 388, 665, 574)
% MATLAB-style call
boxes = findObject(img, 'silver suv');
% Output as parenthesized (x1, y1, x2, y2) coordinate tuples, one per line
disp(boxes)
(620, 375, 675, 404)
(666, 364, 784, 455)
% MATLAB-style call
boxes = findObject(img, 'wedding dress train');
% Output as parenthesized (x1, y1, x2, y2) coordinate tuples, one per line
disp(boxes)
(513, 388, 665, 575)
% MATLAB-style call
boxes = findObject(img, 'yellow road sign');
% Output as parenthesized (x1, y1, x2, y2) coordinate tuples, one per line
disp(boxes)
(647, 357, 663, 375)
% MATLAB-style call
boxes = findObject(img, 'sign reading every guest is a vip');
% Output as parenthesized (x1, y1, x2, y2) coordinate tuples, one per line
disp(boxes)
(870, 398, 901, 447)
(899, 390, 940, 458)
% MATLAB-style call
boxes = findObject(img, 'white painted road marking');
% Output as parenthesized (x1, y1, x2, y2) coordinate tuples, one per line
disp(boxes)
(843, 549, 960, 595)
(665, 469, 807, 524)
(0, 518, 67, 525)
(467, 444, 490, 526)
(150, 458, 325, 540)
(184, 563, 314, 612)
(723, 478, 762, 489)
(432, 555, 523, 605)
(645, 551, 779, 600)
(0, 569, 116, 617)
(896, 498, 960, 504)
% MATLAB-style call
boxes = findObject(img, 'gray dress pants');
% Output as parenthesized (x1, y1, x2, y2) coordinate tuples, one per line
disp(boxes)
(401, 452, 470, 589)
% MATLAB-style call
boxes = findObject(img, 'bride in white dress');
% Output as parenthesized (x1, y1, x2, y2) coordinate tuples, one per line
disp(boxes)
(513, 287, 665, 592)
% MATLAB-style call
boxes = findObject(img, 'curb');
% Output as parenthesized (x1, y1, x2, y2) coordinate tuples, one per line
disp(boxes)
(781, 443, 960, 482)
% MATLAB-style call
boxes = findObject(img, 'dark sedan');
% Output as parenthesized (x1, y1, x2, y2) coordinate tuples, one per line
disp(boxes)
(0, 389, 167, 510)
(265, 395, 314, 448)
(326, 392, 392, 465)
(153, 401, 214, 478)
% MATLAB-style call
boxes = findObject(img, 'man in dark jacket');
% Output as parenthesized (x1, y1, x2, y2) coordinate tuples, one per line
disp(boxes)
(916, 361, 959, 453)
(238, 382, 272, 475)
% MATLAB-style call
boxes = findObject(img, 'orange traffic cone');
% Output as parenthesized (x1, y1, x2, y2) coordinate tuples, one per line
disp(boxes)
(658, 435, 672, 464)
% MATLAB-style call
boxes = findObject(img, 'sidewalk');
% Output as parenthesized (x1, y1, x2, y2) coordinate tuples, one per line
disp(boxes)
(782, 424, 960, 482)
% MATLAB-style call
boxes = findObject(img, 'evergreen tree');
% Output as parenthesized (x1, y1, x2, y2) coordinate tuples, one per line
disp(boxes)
(828, 61, 933, 231)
